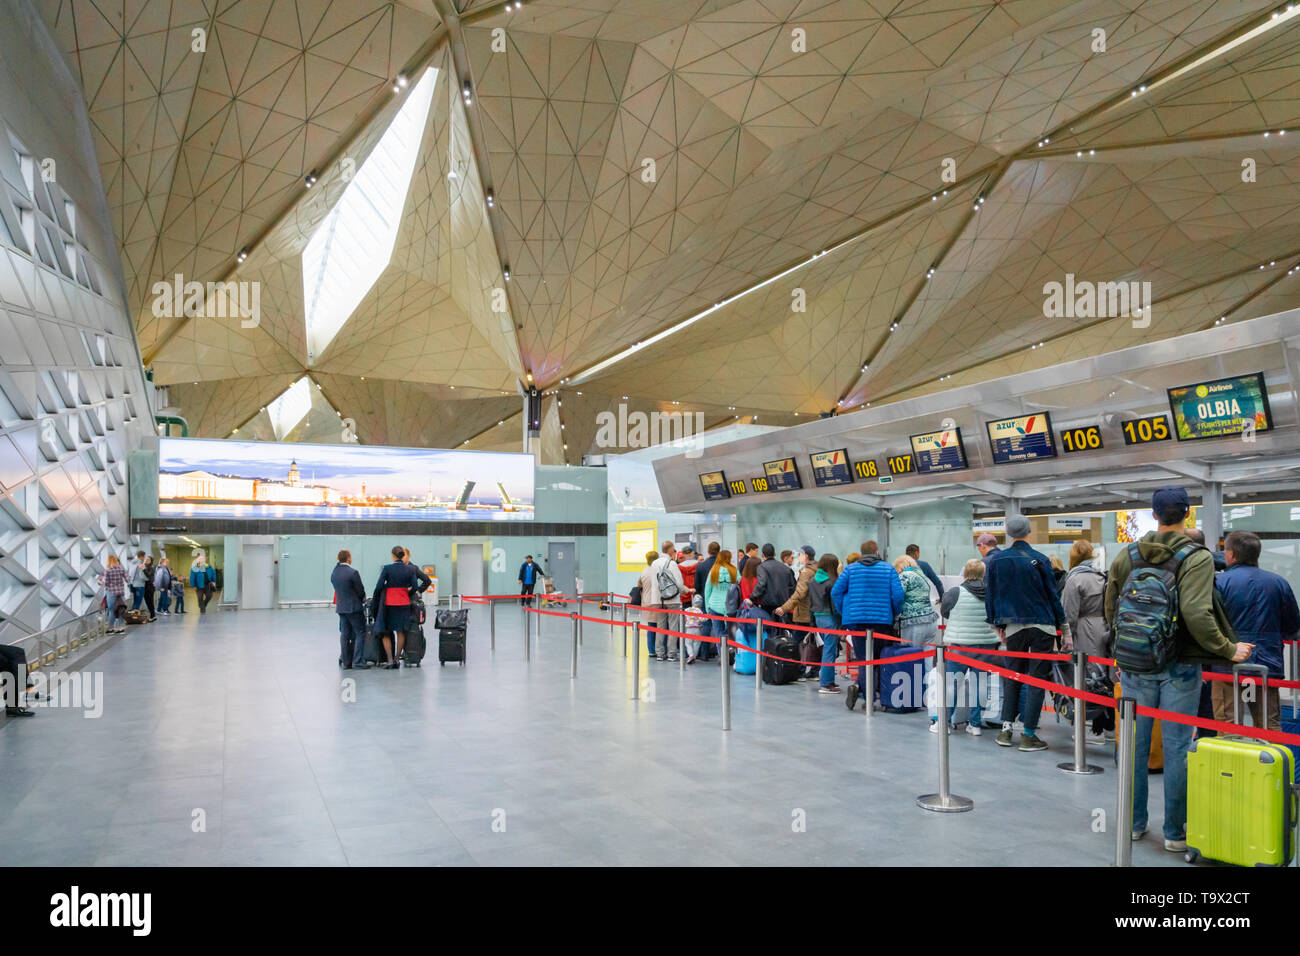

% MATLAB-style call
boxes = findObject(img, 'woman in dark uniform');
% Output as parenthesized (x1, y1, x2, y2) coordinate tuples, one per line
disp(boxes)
(370, 546, 432, 668)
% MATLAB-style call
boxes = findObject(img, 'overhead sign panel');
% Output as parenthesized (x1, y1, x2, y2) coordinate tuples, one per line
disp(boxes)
(909, 427, 968, 474)
(699, 471, 730, 501)
(986, 412, 1056, 464)
(763, 457, 802, 492)
(1168, 372, 1272, 441)
(810, 449, 853, 487)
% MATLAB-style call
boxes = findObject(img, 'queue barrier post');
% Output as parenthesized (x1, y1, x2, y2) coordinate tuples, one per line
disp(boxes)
(755, 619, 764, 693)
(622, 605, 629, 658)
(1058, 649, 1103, 776)
(1291, 642, 1299, 709)
(524, 605, 531, 662)
(862, 630, 873, 722)
(721, 625, 732, 731)
(1114, 696, 1137, 867)
(632, 623, 641, 701)
(680, 617, 686, 674)
(490, 599, 496, 652)
(917, 633, 973, 813)
(570, 612, 579, 679)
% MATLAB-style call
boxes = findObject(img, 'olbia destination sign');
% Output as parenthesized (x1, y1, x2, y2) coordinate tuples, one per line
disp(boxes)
(1167, 372, 1272, 441)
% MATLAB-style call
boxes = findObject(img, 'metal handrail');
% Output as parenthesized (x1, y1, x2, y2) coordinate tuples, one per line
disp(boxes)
(4, 609, 108, 671)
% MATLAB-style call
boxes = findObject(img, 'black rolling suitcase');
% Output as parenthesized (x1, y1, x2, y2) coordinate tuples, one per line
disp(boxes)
(435, 606, 468, 666)
(402, 597, 427, 666)
(438, 627, 466, 666)
(403, 623, 427, 666)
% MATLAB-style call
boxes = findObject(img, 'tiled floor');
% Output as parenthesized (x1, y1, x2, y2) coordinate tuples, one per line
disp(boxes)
(0, 604, 1188, 866)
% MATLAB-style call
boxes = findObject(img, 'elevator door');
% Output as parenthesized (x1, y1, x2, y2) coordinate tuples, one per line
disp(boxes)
(547, 541, 577, 598)
(452, 542, 486, 601)
(241, 543, 274, 609)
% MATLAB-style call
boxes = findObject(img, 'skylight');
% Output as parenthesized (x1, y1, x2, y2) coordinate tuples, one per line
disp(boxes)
(266, 376, 313, 439)
(302, 66, 437, 361)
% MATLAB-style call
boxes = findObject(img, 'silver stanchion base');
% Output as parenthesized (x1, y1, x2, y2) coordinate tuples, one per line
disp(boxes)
(1057, 761, 1104, 775)
(916, 793, 974, 813)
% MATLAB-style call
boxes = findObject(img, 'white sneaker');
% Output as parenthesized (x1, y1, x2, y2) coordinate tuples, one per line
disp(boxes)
(965, 723, 982, 736)
(929, 721, 950, 734)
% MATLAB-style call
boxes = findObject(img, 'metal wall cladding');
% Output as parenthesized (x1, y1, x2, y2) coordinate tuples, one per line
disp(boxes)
(0, 108, 152, 646)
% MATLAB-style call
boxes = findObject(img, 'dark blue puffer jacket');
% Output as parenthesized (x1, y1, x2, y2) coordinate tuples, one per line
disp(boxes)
(1214, 563, 1300, 677)
(831, 555, 903, 625)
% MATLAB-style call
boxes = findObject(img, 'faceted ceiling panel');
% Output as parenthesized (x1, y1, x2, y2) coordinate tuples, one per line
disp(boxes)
(46, 0, 1300, 460)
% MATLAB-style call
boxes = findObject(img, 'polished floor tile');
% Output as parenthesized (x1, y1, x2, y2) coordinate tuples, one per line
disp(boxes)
(0, 605, 1182, 866)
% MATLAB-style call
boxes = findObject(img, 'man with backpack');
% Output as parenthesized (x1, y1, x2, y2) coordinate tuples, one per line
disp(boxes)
(984, 514, 1066, 752)
(647, 541, 685, 661)
(1104, 486, 1251, 852)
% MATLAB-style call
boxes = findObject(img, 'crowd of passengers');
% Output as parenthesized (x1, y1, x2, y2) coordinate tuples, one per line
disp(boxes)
(628, 485, 1298, 854)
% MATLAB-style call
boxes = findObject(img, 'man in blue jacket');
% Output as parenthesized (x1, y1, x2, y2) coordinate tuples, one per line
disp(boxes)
(1214, 530, 1300, 729)
(905, 544, 945, 600)
(984, 514, 1066, 751)
(832, 541, 904, 712)
(332, 549, 368, 669)
(518, 555, 539, 607)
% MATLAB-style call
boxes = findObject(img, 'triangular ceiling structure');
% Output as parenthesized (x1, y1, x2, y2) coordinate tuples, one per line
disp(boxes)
(39, 0, 1300, 465)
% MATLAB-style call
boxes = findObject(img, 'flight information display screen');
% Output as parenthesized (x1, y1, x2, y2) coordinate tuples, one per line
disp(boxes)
(909, 427, 968, 474)
(699, 471, 730, 501)
(1167, 372, 1272, 441)
(810, 449, 853, 487)
(986, 412, 1057, 464)
(762, 457, 802, 492)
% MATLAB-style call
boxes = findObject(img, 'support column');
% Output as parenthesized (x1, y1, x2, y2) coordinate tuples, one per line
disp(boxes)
(1201, 481, 1223, 551)
(519, 383, 541, 457)
(878, 509, 892, 560)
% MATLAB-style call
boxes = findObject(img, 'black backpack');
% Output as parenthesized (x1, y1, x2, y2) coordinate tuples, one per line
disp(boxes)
(628, 584, 643, 607)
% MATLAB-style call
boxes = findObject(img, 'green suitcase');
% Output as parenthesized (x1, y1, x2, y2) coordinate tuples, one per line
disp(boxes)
(1185, 664, 1297, 866)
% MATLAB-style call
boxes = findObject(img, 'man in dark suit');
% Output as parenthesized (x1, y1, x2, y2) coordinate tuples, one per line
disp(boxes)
(332, 549, 368, 669)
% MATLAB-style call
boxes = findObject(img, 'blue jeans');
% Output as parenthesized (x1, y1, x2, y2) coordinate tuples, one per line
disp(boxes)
(131, 586, 144, 610)
(1124, 660, 1201, 841)
(157, 591, 171, 614)
(945, 643, 999, 726)
(999, 627, 1055, 733)
(815, 613, 839, 687)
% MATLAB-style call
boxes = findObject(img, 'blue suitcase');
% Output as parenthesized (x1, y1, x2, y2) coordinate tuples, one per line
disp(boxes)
(1283, 704, 1300, 781)
(879, 642, 925, 712)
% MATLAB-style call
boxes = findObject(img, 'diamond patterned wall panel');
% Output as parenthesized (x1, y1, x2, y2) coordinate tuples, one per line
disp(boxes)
(0, 95, 153, 646)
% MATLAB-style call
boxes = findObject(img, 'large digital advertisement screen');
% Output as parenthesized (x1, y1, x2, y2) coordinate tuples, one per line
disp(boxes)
(159, 438, 535, 521)
(1167, 372, 1272, 441)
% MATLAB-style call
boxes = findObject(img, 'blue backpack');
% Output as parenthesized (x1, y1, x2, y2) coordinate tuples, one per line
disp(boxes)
(1113, 542, 1199, 673)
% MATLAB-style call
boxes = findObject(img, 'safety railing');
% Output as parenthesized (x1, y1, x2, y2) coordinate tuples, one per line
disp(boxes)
(5, 608, 109, 672)
(450, 592, 1300, 868)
